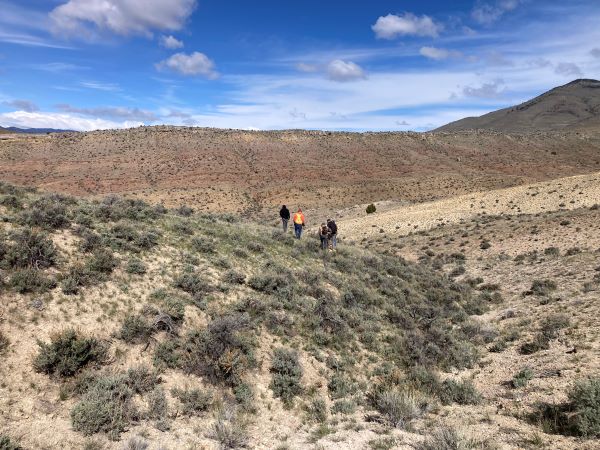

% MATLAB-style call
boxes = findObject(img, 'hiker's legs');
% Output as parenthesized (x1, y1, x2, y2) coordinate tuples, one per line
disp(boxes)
(321, 237, 329, 250)
(331, 234, 337, 249)
(282, 218, 288, 232)
(294, 223, 302, 239)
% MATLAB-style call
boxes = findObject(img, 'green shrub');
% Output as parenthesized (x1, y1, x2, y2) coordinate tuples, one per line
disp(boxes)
(3, 228, 57, 269)
(234, 382, 256, 412)
(512, 368, 534, 388)
(306, 397, 328, 423)
(174, 271, 210, 296)
(270, 347, 303, 406)
(374, 389, 431, 428)
(125, 365, 160, 394)
(33, 329, 107, 378)
(366, 204, 376, 214)
(86, 249, 118, 274)
(9, 268, 55, 294)
(153, 339, 181, 369)
(22, 195, 70, 230)
(331, 399, 356, 415)
(191, 236, 216, 253)
(181, 313, 256, 386)
(171, 387, 212, 416)
(529, 279, 557, 296)
(438, 379, 481, 405)
(71, 374, 138, 439)
(415, 427, 478, 450)
(223, 269, 246, 285)
(0, 435, 22, 450)
(118, 314, 154, 344)
(209, 407, 249, 449)
(531, 377, 600, 438)
(568, 377, 600, 437)
(126, 258, 147, 275)
(146, 387, 169, 430)
(0, 332, 9, 355)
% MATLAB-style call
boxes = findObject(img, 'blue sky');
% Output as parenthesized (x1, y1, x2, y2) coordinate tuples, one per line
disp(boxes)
(0, 0, 599, 131)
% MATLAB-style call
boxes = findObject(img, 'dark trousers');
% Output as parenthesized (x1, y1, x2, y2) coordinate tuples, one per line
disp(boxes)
(282, 218, 288, 232)
(294, 223, 303, 239)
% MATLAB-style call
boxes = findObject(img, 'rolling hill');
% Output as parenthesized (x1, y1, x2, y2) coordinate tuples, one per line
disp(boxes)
(437, 79, 600, 133)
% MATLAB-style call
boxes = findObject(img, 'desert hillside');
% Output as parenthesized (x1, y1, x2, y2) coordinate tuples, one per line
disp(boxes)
(1, 178, 600, 449)
(1, 127, 600, 220)
(437, 79, 600, 133)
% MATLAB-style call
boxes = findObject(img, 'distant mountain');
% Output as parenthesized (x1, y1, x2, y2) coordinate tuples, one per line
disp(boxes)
(436, 79, 600, 133)
(0, 126, 75, 134)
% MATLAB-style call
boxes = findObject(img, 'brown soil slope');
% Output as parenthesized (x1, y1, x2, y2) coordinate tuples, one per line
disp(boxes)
(1, 127, 600, 216)
(437, 79, 600, 133)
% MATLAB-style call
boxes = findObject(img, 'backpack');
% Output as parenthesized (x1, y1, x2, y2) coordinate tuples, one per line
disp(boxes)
(328, 221, 337, 235)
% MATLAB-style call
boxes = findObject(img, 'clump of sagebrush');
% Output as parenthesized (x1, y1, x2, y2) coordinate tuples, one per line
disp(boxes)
(531, 377, 600, 438)
(21, 194, 72, 230)
(1, 228, 57, 269)
(209, 406, 249, 449)
(33, 329, 108, 378)
(527, 279, 558, 296)
(126, 258, 147, 274)
(512, 367, 534, 389)
(171, 386, 213, 416)
(8, 268, 55, 294)
(179, 313, 256, 386)
(270, 347, 303, 407)
(415, 427, 479, 450)
(373, 389, 431, 428)
(0, 332, 9, 355)
(60, 249, 119, 294)
(0, 435, 22, 450)
(519, 314, 570, 355)
(71, 374, 138, 439)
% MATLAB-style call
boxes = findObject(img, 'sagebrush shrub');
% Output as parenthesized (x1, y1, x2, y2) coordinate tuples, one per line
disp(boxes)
(181, 313, 256, 386)
(22, 195, 70, 230)
(0, 435, 22, 450)
(438, 379, 481, 405)
(375, 389, 431, 428)
(171, 387, 212, 416)
(415, 427, 478, 450)
(71, 374, 138, 439)
(34, 329, 107, 378)
(3, 228, 57, 269)
(9, 268, 55, 294)
(270, 347, 303, 406)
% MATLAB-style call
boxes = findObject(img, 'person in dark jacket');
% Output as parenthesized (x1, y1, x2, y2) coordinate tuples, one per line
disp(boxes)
(327, 218, 338, 250)
(279, 205, 290, 232)
(319, 223, 331, 250)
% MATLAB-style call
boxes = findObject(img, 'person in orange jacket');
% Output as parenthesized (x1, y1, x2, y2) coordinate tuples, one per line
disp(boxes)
(293, 208, 305, 239)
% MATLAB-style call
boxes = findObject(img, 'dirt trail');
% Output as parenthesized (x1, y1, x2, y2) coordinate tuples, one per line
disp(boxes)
(340, 171, 600, 240)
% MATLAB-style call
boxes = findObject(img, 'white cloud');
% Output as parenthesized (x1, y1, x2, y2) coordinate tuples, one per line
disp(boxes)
(590, 48, 600, 59)
(420, 46, 462, 60)
(56, 104, 158, 121)
(80, 81, 121, 91)
(372, 13, 441, 39)
(2, 99, 39, 113)
(50, 0, 196, 37)
(160, 35, 184, 49)
(0, 111, 141, 131)
(295, 62, 319, 73)
(326, 60, 366, 82)
(462, 80, 506, 98)
(156, 52, 218, 79)
(472, 0, 520, 25)
(554, 62, 583, 78)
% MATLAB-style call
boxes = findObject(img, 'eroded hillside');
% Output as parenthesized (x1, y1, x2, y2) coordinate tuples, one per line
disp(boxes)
(1, 127, 600, 220)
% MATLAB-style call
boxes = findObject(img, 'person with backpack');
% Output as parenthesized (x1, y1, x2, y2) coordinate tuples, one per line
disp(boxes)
(293, 208, 305, 239)
(327, 218, 338, 250)
(279, 205, 290, 232)
(319, 222, 331, 250)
